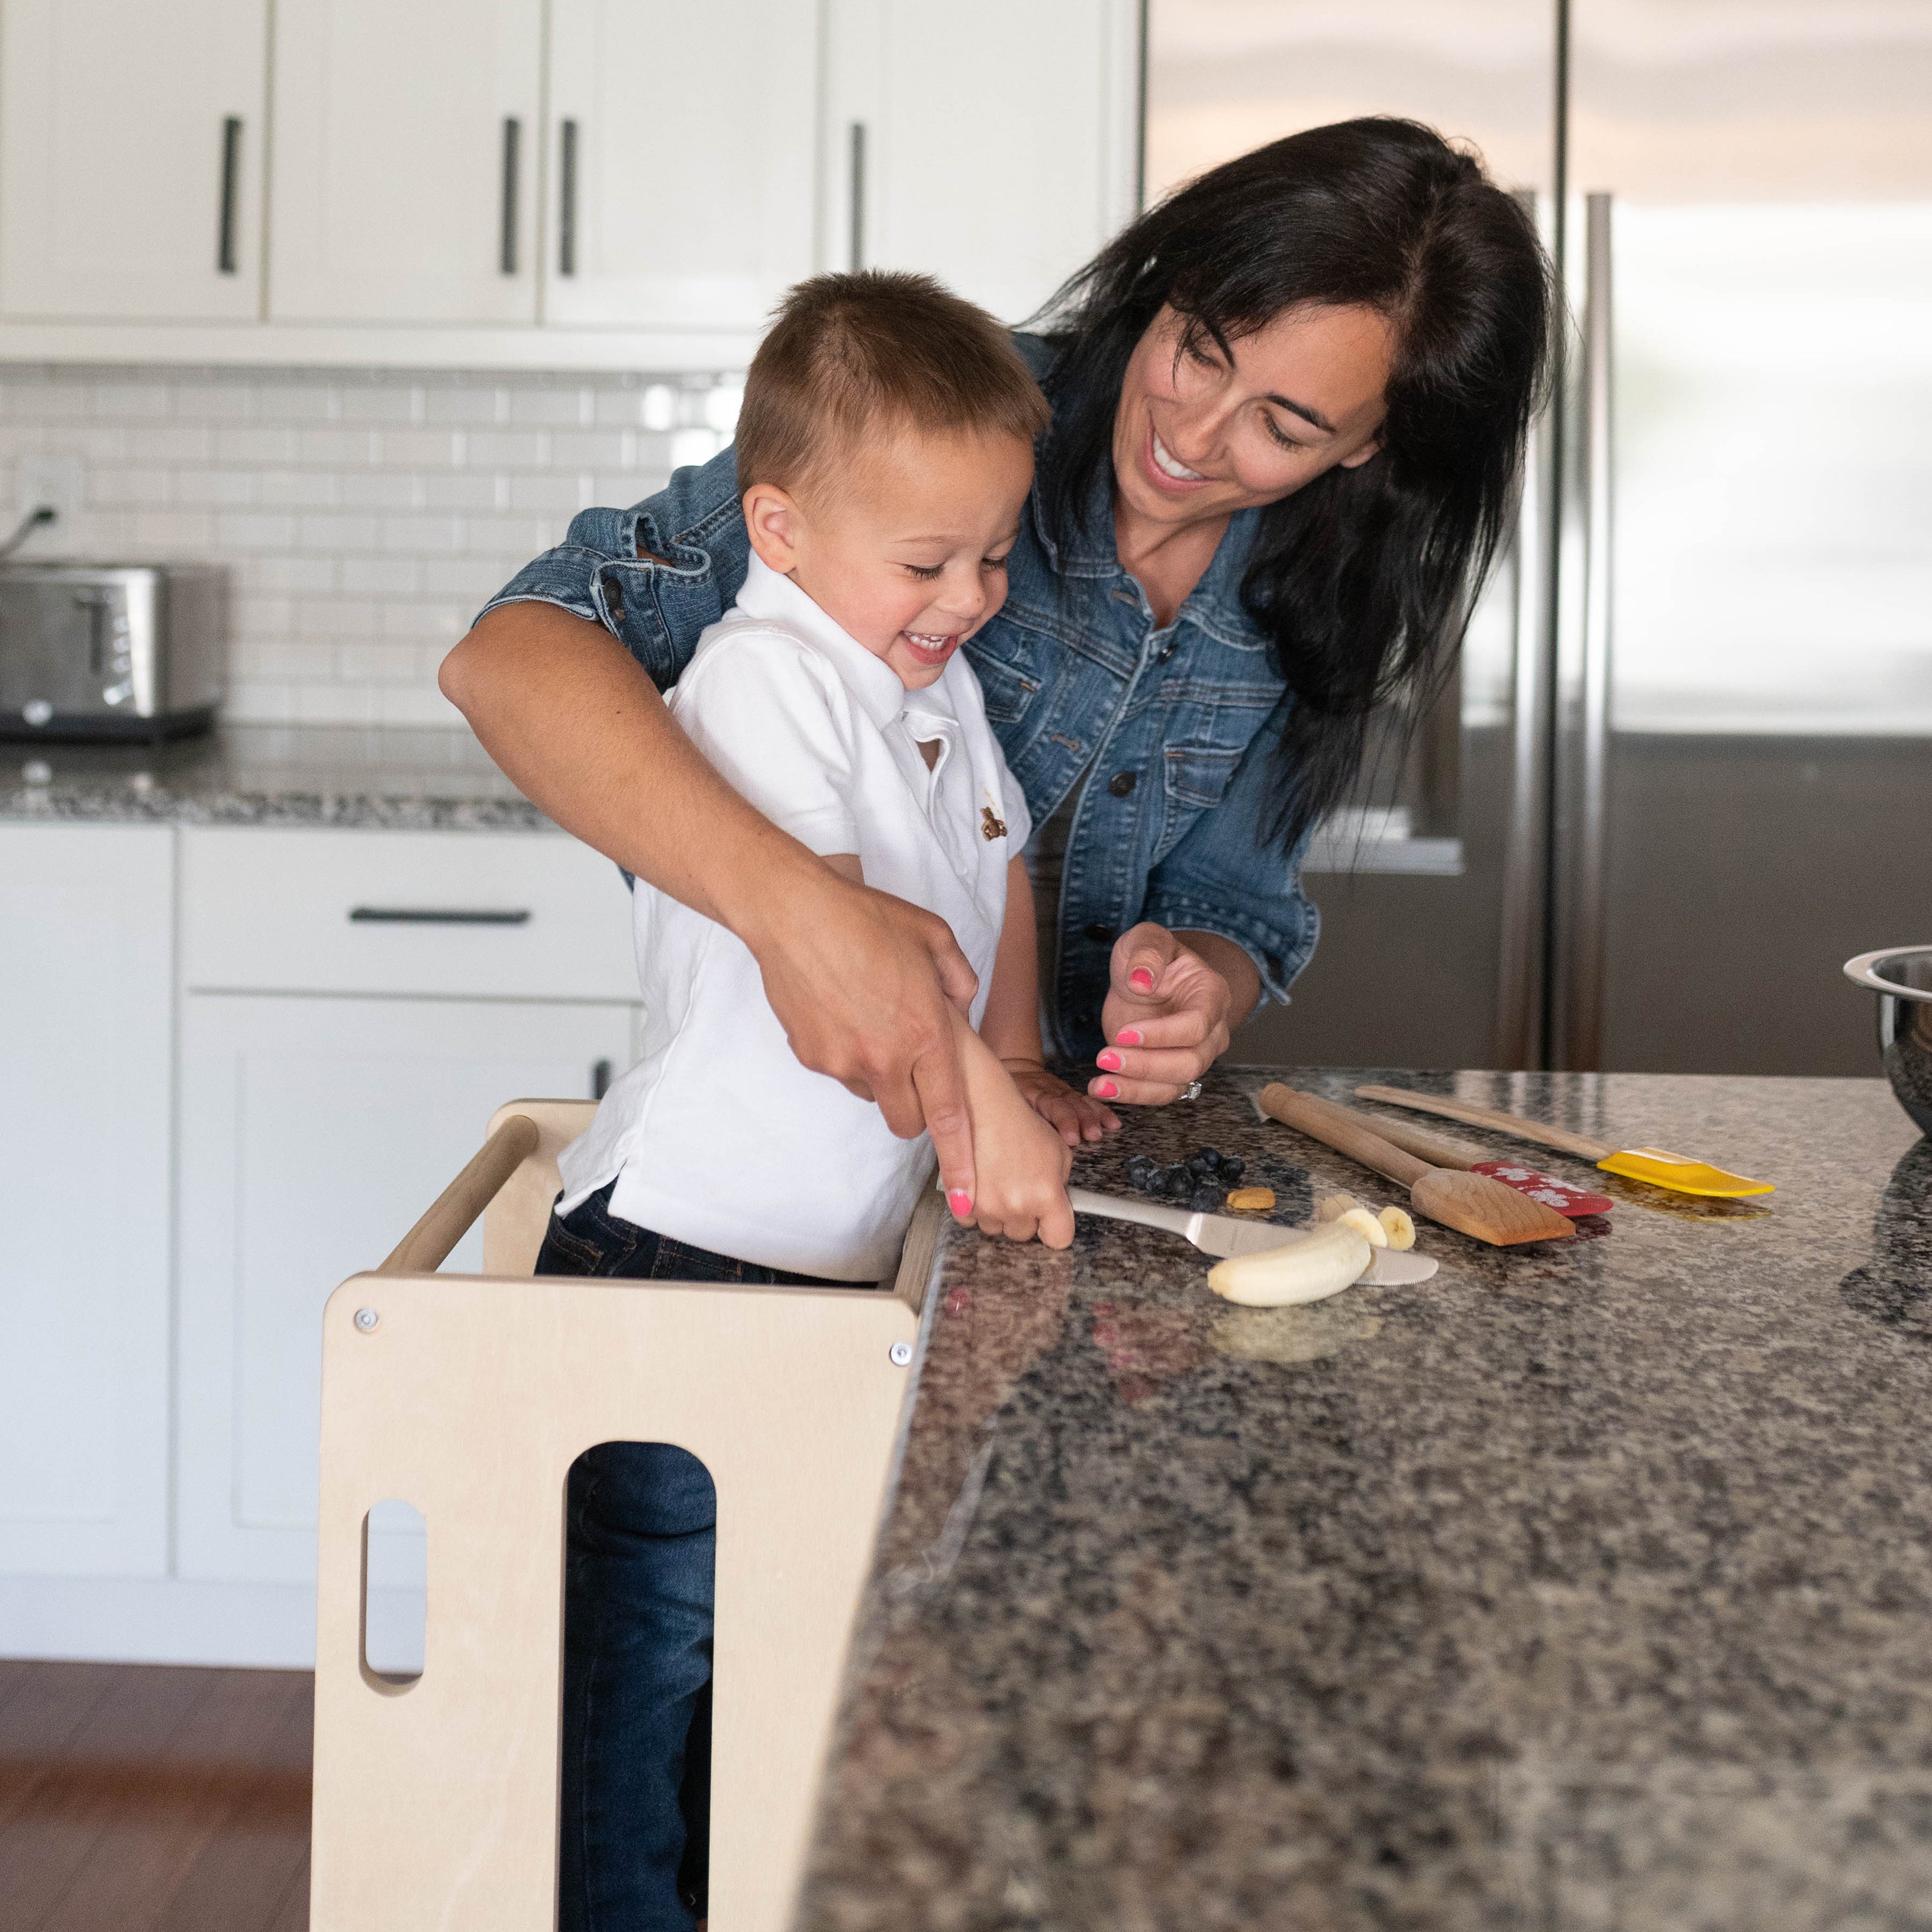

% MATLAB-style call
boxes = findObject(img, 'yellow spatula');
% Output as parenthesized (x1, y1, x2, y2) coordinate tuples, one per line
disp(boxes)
(1353, 1086, 1775, 1198)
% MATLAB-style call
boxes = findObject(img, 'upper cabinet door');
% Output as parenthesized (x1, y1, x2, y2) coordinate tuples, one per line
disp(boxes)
(826, 0, 1141, 325)
(545, 0, 819, 329)
(0, 0, 267, 321)
(269, 0, 543, 324)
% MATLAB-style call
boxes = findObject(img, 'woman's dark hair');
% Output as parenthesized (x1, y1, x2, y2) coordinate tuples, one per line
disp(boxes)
(1035, 117, 1554, 855)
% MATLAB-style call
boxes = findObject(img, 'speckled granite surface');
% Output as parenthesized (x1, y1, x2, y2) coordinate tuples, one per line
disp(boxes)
(0, 723, 547, 830)
(799, 1068, 1932, 1932)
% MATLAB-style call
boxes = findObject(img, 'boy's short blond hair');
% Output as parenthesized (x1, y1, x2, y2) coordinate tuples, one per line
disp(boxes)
(735, 270, 1051, 500)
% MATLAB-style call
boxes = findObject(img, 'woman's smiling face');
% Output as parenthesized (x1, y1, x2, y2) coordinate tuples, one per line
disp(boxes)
(1112, 303, 1396, 529)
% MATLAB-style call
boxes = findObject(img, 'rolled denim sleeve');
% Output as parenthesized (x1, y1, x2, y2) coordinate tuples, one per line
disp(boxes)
(1142, 699, 1319, 1005)
(473, 444, 750, 692)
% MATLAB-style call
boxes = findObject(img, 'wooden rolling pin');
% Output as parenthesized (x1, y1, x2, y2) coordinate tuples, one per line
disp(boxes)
(1258, 1084, 1574, 1246)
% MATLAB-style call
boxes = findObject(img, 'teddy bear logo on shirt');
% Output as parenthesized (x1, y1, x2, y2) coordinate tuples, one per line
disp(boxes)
(981, 803, 1007, 842)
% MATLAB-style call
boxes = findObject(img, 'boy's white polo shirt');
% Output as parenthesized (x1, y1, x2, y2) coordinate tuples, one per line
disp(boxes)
(556, 553, 1031, 1281)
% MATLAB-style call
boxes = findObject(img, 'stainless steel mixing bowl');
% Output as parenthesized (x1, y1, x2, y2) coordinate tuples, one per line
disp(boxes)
(1844, 947, 1932, 1136)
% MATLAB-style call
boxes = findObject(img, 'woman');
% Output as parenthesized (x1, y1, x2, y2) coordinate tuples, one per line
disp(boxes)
(446, 117, 1553, 1932)
(443, 115, 1552, 1217)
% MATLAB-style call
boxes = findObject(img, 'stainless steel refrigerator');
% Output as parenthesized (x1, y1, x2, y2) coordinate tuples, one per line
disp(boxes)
(1152, 0, 1932, 1076)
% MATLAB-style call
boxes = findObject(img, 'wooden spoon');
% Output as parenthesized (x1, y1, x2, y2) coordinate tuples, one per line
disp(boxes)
(1258, 1084, 1575, 1246)
(1318, 1099, 1615, 1218)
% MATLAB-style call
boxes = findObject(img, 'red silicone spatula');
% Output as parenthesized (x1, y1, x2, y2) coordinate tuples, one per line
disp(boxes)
(1312, 1096, 1616, 1218)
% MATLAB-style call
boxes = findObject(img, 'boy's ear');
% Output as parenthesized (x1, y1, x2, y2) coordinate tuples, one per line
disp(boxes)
(743, 482, 804, 573)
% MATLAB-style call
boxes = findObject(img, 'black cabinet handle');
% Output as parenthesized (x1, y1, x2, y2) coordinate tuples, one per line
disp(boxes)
(558, 119, 579, 276)
(349, 907, 531, 926)
(500, 117, 522, 274)
(217, 117, 242, 274)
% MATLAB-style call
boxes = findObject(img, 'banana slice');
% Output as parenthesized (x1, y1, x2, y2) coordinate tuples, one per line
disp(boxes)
(1314, 1191, 1367, 1222)
(1334, 1206, 1388, 1248)
(1208, 1221, 1372, 1307)
(1378, 1206, 1417, 1250)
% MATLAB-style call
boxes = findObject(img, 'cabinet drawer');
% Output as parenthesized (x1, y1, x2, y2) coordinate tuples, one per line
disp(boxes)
(181, 826, 638, 999)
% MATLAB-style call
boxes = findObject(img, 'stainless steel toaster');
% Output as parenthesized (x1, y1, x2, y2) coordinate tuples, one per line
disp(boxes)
(0, 562, 226, 741)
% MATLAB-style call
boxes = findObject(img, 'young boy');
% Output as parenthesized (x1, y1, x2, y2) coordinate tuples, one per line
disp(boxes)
(535, 271, 1108, 1932)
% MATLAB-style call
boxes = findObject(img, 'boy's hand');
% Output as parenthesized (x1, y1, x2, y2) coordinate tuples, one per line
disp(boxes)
(954, 1016, 1075, 1247)
(1001, 1058, 1119, 1146)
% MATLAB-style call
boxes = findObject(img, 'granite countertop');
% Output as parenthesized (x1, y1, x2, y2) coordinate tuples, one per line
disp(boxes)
(0, 723, 548, 830)
(799, 1067, 1932, 1931)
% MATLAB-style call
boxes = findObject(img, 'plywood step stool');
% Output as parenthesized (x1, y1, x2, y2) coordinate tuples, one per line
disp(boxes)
(310, 1100, 939, 1932)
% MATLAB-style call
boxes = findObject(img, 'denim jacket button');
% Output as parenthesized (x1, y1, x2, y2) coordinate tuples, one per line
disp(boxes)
(1083, 922, 1116, 943)
(1107, 770, 1138, 798)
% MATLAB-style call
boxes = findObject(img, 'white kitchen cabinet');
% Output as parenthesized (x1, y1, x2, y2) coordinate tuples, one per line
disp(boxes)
(545, 0, 820, 330)
(824, 0, 1141, 323)
(0, 0, 267, 321)
(0, 824, 173, 1577)
(268, 0, 544, 324)
(176, 990, 638, 1584)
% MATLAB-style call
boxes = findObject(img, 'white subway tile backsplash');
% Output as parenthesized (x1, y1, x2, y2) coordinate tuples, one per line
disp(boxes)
(507, 387, 594, 428)
(422, 385, 510, 426)
(260, 470, 342, 509)
(461, 430, 550, 471)
(130, 426, 215, 464)
(251, 556, 338, 594)
(374, 427, 466, 468)
(216, 426, 301, 465)
(217, 511, 299, 551)
(92, 468, 171, 507)
(419, 473, 505, 512)
(296, 427, 380, 467)
(341, 472, 424, 511)
(299, 513, 383, 553)
(508, 473, 591, 515)
(340, 556, 422, 597)
(131, 510, 215, 549)
(175, 469, 258, 507)
(0, 360, 730, 723)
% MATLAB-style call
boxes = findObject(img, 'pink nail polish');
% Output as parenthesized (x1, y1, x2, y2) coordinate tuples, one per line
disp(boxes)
(947, 1189, 973, 1217)
(1130, 969, 1155, 992)
(1096, 1049, 1123, 1072)
(1115, 1028, 1143, 1046)
(1094, 1079, 1119, 1099)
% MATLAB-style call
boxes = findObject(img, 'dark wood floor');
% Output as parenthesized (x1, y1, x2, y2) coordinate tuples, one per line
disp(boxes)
(0, 1660, 311, 1932)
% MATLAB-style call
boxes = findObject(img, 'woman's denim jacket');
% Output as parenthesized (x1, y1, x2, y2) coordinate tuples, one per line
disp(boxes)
(480, 337, 1318, 1059)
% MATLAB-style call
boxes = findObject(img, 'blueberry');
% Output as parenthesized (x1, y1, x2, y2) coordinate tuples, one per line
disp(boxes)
(1166, 1170, 1193, 1198)
(1218, 1155, 1245, 1182)
(1186, 1153, 1215, 1178)
(1197, 1146, 1225, 1169)
(1126, 1154, 1153, 1182)
(1190, 1186, 1224, 1212)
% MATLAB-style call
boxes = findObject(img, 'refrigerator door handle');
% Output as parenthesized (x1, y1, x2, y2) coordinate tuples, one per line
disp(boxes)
(1493, 197, 1557, 1069)
(1556, 191, 1616, 1070)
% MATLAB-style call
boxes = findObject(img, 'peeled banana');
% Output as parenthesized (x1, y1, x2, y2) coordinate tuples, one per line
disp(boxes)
(1208, 1220, 1373, 1307)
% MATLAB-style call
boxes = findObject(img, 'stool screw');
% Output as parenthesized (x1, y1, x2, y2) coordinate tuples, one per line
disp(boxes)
(354, 1307, 380, 1332)
(889, 1341, 913, 1367)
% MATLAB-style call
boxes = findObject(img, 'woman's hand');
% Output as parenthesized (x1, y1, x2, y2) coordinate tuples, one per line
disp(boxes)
(1088, 923, 1245, 1106)
(1001, 1058, 1120, 1146)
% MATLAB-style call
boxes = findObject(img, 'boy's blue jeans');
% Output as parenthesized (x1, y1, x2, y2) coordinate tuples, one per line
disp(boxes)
(537, 1180, 844, 1932)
